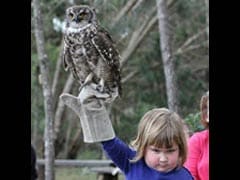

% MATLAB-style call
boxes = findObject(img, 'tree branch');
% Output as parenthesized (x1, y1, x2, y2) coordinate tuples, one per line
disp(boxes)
(110, 0, 138, 27)
(175, 27, 207, 55)
(54, 74, 75, 141)
(120, 6, 158, 68)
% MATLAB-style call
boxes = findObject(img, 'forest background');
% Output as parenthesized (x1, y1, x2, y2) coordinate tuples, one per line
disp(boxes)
(31, 0, 209, 179)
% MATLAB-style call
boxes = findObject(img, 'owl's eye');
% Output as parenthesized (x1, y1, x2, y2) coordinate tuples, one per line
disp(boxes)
(78, 14, 84, 19)
(69, 13, 74, 19)
(78, 13, 87, 20)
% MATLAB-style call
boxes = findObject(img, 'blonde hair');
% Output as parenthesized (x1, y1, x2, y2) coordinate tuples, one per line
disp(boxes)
(200, 91, 209, 128)
(130, 108, 188, 166)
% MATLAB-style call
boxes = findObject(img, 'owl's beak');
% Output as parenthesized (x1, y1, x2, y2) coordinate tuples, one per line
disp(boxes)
(74, 17, 81, 23)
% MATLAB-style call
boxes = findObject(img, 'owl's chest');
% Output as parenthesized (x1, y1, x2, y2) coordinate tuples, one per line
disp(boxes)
(66, 33, 99, 58)
(66, 31, 86, 44)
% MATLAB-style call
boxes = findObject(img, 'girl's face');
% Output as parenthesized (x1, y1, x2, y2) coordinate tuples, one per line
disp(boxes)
(144, 142, 180, 173)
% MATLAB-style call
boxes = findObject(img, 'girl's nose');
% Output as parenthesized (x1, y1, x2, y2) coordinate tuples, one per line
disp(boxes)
(159, 152, 168, 162)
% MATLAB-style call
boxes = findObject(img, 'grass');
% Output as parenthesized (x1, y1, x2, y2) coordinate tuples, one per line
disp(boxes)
(55, 167, 96, 180)
(55, 167, 125, 180)
(55, 148, 125, 180)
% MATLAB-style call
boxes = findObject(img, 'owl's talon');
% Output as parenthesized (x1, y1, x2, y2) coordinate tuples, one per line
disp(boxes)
(96, 84, 104, 93)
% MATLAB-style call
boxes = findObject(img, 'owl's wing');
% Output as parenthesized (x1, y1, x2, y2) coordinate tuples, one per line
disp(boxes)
(62, 46, 70, 71)
(91, 28, 120, 69)
(91, 28, 122, 95)
(62, 41, 80, 81)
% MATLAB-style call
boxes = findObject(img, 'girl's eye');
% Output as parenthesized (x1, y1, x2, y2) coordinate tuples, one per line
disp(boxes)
(150, 148, 160, 153)
(166, 148, 177, 153)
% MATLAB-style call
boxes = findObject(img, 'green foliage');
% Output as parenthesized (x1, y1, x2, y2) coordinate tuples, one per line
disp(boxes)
(177, 66, 207, 117)
(115, 102, 161, 144)
(77, 146, 101, 159)
(45, 42, 61, 79)
(184, 112, 204, 133)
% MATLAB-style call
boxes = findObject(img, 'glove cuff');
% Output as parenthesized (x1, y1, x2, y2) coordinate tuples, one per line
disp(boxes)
(80, 99, 115, 143)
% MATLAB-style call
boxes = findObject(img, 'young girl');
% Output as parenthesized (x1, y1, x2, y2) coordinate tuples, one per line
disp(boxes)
(102, 108, 193, 180)
(184, 91, 209, 180)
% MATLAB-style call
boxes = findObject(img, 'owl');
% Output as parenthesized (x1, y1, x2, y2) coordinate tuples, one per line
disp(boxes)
(62, 5, 122, 100)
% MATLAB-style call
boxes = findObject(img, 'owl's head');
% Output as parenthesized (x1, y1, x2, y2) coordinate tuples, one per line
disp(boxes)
(65, 5, 97, 30)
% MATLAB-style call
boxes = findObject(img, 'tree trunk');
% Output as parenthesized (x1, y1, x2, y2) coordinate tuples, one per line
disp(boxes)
(205, 0, 209, 40)
(32, 0, 55, 179)
(156, 0, 179, 114)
